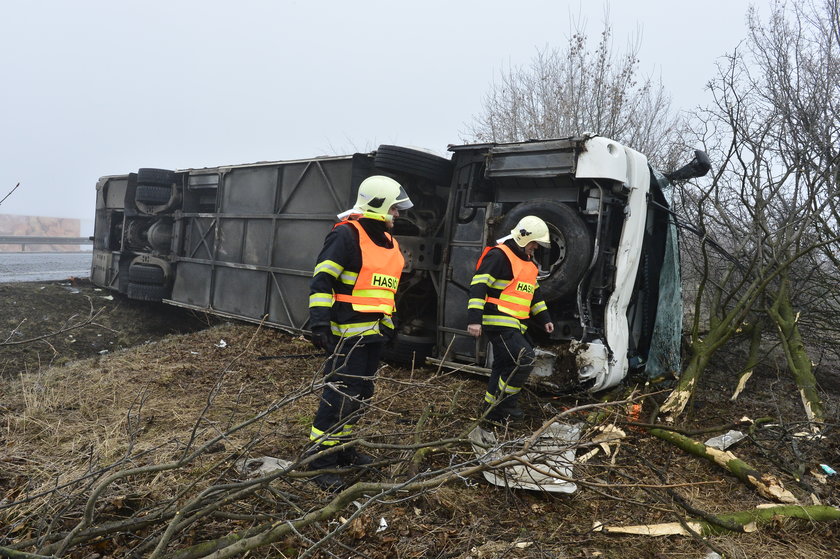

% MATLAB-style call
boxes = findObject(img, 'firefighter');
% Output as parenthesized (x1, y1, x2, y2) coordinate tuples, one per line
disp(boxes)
(305, 175, 412, 490)
(467, 215, 555, 422)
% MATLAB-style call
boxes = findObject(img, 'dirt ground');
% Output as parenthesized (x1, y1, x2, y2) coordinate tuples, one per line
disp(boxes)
(0, 279, 838, 558)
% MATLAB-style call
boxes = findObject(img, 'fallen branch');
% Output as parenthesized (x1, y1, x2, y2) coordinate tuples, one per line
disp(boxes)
(649, 428, 798, 504)
(594, 504, 840, 536)
(0, 547, 53, 559)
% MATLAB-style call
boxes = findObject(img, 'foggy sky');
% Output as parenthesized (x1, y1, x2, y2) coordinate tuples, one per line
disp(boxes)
(0, 0, 765, 222)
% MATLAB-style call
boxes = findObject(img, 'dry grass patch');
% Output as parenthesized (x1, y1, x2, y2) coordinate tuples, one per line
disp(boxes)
(0, 286, 837, 558)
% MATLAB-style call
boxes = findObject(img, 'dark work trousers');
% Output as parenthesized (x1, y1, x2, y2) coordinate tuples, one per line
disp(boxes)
(485, 328, 536, 403)
(312, 337, 383, 445)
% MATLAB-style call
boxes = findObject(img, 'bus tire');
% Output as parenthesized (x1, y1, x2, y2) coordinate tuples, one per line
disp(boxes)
(137, 168, 176, 186)
(374, 145, 453, 185)
(128, 263, 166, 284)
(498, 200, 593, 301)
(126, 281, 169, 302)
(381, 334, 435, 366)
(135, 185, 172, 205)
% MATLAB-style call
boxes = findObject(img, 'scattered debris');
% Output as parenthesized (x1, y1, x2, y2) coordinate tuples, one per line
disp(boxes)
(704, 430, 746, 450)
(578, 424, 626, 463)
(465, 540, 533, 558)
(594, 505, 840, 537)
(650, 428, 799, 504)
(235, 456, 293, 478)
(469, 422, 581, 493)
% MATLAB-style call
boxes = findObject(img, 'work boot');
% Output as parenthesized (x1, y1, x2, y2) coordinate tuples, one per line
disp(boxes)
(311, 472, 346, 492)
(485, 395, 524, 422)
(338, 446, 374, 467)
(499, 398, 525, 419)
(304, 446, 346, 492)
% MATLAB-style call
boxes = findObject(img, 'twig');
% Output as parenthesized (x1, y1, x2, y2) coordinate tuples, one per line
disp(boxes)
(0, 182, 21, 207)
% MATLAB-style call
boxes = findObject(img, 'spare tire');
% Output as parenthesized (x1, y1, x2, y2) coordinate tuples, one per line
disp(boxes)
(498, 200, 593, 301)
(374, 145, 453, 185)
(137, 168, 176, 186)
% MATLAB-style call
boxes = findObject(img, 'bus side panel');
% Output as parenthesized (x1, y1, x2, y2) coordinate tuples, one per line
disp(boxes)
(169, 157, 361, 332)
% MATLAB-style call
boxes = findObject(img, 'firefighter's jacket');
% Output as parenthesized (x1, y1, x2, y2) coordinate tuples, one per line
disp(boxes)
(309, 217, 401, 341)
(468, 239, 551, 332)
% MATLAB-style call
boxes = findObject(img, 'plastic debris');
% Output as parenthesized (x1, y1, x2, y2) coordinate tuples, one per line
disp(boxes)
(578, 425, 627, 463)
(469, 422, 581, 493)
(704, 430, 746, 450)
(531, 348, 557, 377)
(235, 456, 293, 478)
(214, 340, 227, 348)
(820, 464, 836, 476)
(376, 517, 388, 533)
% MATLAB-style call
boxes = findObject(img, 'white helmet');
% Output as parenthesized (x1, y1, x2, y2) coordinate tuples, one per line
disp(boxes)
(511, 215, 550, 248)
(353, 175, 413, 218)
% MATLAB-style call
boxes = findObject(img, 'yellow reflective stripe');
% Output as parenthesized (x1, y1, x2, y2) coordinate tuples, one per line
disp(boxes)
(484, 392, 497, 404)
(486, 297, 529, 319)
(471, 273, 493, 286)
(334, 300, 394, 313)
(468, 298, 485, 310)
(382, 315, 395, 329)
(360, 211, 388, 221)
(335, 287, 396, 314)
(482, 314, 521, 328)
(357, 304, 393, 313)
(339, 270, 358, 285)
(310, 424, 353, 444)
(310, 426, 341, 445)
(330, 320, 381, 337)
(482, 314, 527, 332)
(354, 288, 395, 298)
(471, 274, 507, 289)
(314, 260, 343, 278)
(499, 293, 530, 306)
(531, 300, 548, 314)
(498, 377, 521, 395)
(309, 293, 334, 308)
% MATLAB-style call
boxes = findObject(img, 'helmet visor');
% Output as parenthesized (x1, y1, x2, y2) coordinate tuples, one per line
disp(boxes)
(392, 186, 413, 210)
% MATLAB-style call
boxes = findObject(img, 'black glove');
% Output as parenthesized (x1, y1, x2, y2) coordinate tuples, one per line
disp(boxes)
(310, 325, 334, 352)
(381, 325, 397, 346)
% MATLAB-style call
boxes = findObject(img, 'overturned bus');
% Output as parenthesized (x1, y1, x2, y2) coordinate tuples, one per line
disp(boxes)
(91, 136, 710, 392)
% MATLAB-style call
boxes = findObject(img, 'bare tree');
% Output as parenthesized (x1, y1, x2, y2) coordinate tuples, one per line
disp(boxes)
(462, 18, 685, 168)
(663, 0, 840, 421)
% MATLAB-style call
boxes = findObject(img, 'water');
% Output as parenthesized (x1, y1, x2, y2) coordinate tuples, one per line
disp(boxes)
(0, 252, 92, 283)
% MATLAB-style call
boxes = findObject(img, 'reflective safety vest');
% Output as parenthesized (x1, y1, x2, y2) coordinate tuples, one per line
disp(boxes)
(476, 244, 538, 320)
(332, 220, 403, 315)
